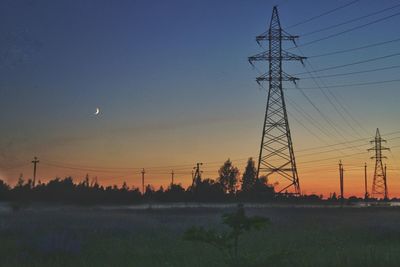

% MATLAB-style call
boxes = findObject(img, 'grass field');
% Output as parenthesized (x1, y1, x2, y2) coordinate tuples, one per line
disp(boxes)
(1, 203, 400, 266)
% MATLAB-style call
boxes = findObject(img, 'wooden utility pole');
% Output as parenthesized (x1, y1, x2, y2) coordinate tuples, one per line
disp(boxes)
(32, 156, 39, 187)
(384, 164, 388, 200)
(171, 170, 174, 185)
(364, 163, 368, 200)
(339, 160, 344, 205)
(141, 168, 145, 195)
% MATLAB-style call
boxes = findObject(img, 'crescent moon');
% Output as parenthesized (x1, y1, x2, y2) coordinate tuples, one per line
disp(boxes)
(94, 108, 100, 115)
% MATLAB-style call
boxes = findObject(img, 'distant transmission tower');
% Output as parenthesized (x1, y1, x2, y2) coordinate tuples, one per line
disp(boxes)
(368, 128, 389, 200)
(249, 6, 305, 195)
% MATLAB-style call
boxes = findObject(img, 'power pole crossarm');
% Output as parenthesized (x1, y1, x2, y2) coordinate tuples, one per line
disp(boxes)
(249, 50, 306, 63)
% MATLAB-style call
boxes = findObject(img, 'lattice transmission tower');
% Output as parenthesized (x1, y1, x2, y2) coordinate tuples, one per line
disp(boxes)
(249, 6, 305, 195)
(368, 128, 389, 200)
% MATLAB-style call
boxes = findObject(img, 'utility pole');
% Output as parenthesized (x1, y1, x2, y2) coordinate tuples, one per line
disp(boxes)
(384, 164, 388, 200)
(339, 160, 344, 205)
(364, 163, 368, 200)
(191, 163, 203, 188)
(31, 156, 39, 187)
(141, 168, 145, 195)
(368, 128, 389, 200)
(171, 170, 174, 185)
(249, 6, 305, 195)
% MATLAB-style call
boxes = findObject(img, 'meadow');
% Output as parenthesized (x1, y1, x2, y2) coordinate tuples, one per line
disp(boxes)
(1, 204, 400, 267)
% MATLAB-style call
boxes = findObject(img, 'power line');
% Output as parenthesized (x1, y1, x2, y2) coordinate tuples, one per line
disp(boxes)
(291, 78, 400, 90)
(41, 162, 134, 174)
(298, 65, 400, 80)
(300, 57, 364, 139)
(27, 132, 400, 176)
(296, 46, 370, 137)
(263, 81, 346, 143)
(26, 131, 400, 174)
(299, 150, 367, 165)
(40, 159, 243, 174)
(287, 109, 332, 145)
(297, 44, 394, 136)
(297, 130, 400, 153)
(302, 3, 400, 36)
(1, 163, 31, 171)
(286, 96, 347, 146)
(41, 159, 194, 171)
(290, 11, 400, 49)
(326, 90, 370, 135)
(295, 85, 357, 142)
(258, 61, 364, 148)
(311, 142, 400, 165)
(286, 0, 361, 29)
(261, 58, 368, 141)
(308, 37, 400, 58)
(294, 52, 400, 75)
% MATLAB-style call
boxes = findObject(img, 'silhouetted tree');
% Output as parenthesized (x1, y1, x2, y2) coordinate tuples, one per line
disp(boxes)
(193, 178, 224, 202)
(329, 192, 338, 201)
(241, 157, 257, 192)
(84, 174, 90, 187)
(0, 180, 9, 200)
(218, 159, 239, 194)
(154, 186, 164, 201)
(144, 184, 155, 199)
(121, 181, 129, 191)
(164, 183, 186, 202)
(239, 176, 274, 201)
(16, 173, 24, 187)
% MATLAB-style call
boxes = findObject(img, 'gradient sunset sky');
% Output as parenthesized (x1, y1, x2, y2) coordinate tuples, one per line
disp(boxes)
(1, 0, 400, 197)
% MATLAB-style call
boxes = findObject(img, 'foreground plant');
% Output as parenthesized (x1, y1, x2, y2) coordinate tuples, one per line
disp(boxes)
(183, 204, 269, 264)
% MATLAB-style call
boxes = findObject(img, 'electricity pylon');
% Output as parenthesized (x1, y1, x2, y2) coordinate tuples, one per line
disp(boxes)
(249, 6, 305, 195)
(368, 128, 389, 200)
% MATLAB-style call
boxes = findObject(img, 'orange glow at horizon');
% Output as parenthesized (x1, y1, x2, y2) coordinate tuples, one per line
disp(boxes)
(2, 149, 399, 199)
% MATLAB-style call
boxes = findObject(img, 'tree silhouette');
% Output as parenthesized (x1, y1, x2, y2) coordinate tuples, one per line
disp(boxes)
(0, 180, 9, 200)
(218, 159, 239, 195)
(163, 183, 186, 202)
(193, 178, 224, 202)
(4, 160, 364, 204)
(241, 157, 257, 192)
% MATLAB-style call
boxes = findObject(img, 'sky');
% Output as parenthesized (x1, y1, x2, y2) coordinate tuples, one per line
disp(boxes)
(1, 0, 400, 197)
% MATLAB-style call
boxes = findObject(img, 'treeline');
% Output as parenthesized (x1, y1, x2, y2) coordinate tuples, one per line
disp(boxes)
(0, 158, 325, 205)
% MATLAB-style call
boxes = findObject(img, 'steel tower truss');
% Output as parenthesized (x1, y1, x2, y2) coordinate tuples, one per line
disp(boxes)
(369, 128, 389, 200)
(249, 6, 305, 195)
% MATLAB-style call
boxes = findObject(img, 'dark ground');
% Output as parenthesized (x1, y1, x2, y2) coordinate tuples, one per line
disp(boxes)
(1, 203, 400, 266)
